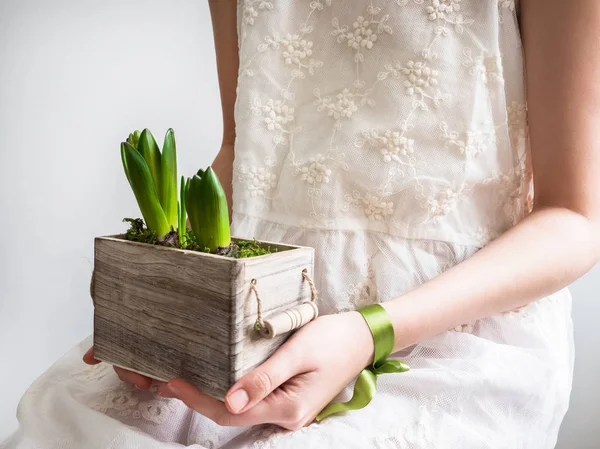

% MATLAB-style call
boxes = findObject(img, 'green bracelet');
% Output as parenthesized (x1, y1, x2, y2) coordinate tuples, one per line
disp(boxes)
(315, 304, 410, 421)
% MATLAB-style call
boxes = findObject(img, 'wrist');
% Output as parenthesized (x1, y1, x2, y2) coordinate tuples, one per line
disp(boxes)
(317, 305, 409, 421)
(345, 311, 375, 368)
(382, 298, 423, 352)
(357, 304, 397, 365)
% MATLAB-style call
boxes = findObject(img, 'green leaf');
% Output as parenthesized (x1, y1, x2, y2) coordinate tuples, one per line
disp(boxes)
(203, 167, 231, 246)
(126, 130, 141, 149)
(137, 129, 162, 195)
(186, 174, 203, 243)
(121, 142, 170, 236)
(186, 167, 231, 252)
(178, 175, 187, 246)
(160, 129, 178, 228)
(120, 144, 132, 185)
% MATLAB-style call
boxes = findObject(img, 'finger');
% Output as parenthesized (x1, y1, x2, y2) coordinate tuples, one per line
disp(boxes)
(159, 379, 277, 427)
(113, 366, 153, 390)
(82, 347, 101, 365)
(224, 341, 302, 414)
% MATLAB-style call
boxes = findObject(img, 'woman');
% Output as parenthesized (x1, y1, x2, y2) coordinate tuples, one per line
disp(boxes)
(5, 1, 599, 448)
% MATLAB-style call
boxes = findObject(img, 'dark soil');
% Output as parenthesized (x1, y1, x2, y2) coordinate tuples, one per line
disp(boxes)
(158, 231, 179, 248)
(214, 244, 239, 258)
(121, 218, 275, 259)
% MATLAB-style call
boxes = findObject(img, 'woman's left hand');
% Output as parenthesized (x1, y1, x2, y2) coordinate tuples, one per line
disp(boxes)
(157, 311, 374, 430)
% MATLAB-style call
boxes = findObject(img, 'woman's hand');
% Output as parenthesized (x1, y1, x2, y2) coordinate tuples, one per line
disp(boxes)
(83, 348, 158, 390)
(156, 311, 374, 430)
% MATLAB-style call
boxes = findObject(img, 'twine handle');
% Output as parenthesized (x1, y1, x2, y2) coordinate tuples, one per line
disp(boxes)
(252, 269, 318, 336)
(250, 279, 263, 331)
(302, 268, 318, 302)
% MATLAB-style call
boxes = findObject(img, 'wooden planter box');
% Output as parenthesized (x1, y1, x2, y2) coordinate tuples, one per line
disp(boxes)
(91, 235, 315, 400)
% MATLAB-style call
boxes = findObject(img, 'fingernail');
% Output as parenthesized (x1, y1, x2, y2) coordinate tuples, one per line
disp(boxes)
(226, 389, 249, 413)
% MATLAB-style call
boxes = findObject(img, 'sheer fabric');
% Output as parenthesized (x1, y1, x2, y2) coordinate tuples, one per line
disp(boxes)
(3, 1, 574, 448)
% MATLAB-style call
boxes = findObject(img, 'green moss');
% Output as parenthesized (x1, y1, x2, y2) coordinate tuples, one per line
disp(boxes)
(236, 239, 276, 258)
(122, 218, 158, 244)
(121, 218, 274, 258)
(179, 231, 200, 251)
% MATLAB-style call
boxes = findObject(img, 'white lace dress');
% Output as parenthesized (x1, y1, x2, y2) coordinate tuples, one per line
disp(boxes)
(3, 1, 574, 449)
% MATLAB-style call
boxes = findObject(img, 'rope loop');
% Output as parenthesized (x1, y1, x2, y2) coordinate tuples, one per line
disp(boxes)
(302, 269, 318, 302)
(250, 279, 263, 331)
(252, 269, 317, 332)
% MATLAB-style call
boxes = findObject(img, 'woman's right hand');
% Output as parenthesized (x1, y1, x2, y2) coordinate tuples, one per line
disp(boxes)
(83, 347, 157, 390)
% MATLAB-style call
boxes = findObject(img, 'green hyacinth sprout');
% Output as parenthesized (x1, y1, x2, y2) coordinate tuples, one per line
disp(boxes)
(178, 175, 187, 246)
(186, 167, 231, 252)
(121, 129, 178, 237)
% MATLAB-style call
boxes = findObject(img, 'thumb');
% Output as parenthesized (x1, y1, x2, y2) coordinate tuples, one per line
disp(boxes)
(225, 344, 300, 414)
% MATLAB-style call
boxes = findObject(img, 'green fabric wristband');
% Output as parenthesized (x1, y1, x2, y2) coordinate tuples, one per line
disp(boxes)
(315, 304, 410, 421)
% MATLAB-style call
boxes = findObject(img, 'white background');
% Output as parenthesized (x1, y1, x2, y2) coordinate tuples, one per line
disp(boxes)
(0, 1, 598, 447)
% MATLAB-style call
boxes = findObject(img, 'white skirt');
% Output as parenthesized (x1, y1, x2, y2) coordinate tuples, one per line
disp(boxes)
(2, 217, 574, 449)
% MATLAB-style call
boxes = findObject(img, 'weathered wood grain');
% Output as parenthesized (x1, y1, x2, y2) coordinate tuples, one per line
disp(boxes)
(92, 235, 314, 400)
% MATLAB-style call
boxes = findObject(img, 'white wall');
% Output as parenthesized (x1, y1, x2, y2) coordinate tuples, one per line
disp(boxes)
(0, 1, 597, 447)
(556, 266, 600, 449)
(0, 0, 220, 439)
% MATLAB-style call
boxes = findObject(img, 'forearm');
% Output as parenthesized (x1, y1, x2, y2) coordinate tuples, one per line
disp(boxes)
(208, 0, 239, 214)
(208, 0, 239, 146)
(385, 0, 600, 353)
(385, 207, 600, 351)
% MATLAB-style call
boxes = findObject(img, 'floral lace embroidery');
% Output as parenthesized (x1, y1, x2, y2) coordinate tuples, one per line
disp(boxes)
(90, 384, 178, 425)
(378, 59, 447, 107)
(499, 0, 516, 12)
(340, 260, 379, 311)
(247, 425, 290, 449)
(240, 30, 323, 80)
(426, 0, 461, 21)
(289, 151, 348, 222)
(242, 0, 274, 26)
(298, 154, 333, 184)
(356, 129, 415, 163)
(343, 191, 395, 221)
(290, 152, 347, 183)
(237, 157, 278, 201)
(396, 60, 439, 96)
(507, 101, 528, 138)
(463, 48, 505, 85)
(475, 226, 500, 245)
(235, 0, 527, 236)
(251, 98, 299, 146)
(374, 403, 440, 447)
(247, 424, 328, 449)
(483, 160, 530, 226)
(280, 34, 315, 67)
(258, 99, 295, 132)
(331, 7, 392, 61)
(314, 88, 360, 124)
(191, 440, 216, 449)
(421, 0, 474, 49)
(440, 122, 496, 159)
(425, 184, 466, 218)
(71, 362, 112, 384)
